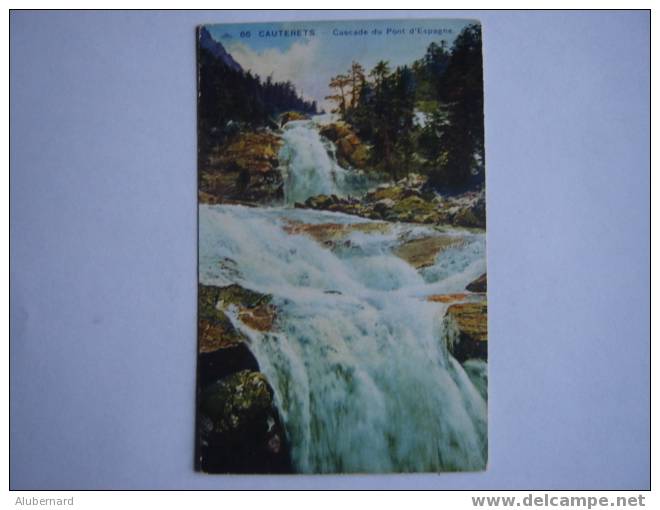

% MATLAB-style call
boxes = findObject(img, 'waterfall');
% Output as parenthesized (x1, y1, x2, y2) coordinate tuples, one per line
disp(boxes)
(199, 203, 487, 473)
(278, 118, 376, 204)
(199, 117, 487, 473)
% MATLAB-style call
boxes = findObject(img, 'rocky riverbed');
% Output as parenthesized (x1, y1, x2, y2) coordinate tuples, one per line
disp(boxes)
(197, 283, 291, 473)
(197, 113, 488, 473)
(198, 115, 485, 231)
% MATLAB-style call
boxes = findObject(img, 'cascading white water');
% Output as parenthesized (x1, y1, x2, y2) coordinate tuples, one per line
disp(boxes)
(199, 117, 487, 473)
(278, 118, 376, 205)
(278, 120, 345, 204)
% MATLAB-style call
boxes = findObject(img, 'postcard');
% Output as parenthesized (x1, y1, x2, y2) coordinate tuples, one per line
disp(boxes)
(196, 18, 487, 474)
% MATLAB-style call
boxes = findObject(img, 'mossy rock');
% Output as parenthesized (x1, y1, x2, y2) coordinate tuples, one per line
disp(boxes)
(199, 285, 243, 349)
(199, 284, 223, 316)
(215, 284, 272, 309)
(279, 111, 309, 124)
(198, 284, 259, 386)
(302, 194, 335, 210)
(349, 144, 370, 168)
(319, 122, 352, 142)
(394, 236, 466, 269)
(367, 185, 405, 202)
(201, 131, 284, 204)
(199, 283, 275, 340)
(454, 207, 485, 229)
(391, 195, 439, 223)
(198, 370, 292, 473)
(283, 220, 392, 248)
(201, 370, 273, 433)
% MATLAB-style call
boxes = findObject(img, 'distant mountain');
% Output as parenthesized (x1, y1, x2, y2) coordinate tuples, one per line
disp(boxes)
(198, 26, 242, 72)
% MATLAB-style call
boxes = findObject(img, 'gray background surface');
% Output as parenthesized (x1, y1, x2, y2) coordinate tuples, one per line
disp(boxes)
(10, 10, 650, 489)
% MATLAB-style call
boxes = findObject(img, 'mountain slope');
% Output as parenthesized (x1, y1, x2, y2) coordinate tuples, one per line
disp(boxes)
(198, 27, 242, 72)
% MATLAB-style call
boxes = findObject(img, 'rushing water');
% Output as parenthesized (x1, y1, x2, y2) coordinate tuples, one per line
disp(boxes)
(199, 117, 488, 473)
(279, 119, 377, 204)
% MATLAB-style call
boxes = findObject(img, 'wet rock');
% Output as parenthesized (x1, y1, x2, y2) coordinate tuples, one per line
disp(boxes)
(319, 122, 353, 142)
(219, 132, 281, 172)
(198, 190, 222, 205)
(197, 284, 290, 473)
(394, 236, 466, 269)
(279, 111, 309, 125)
(366, 185, 405, 202)
(391, 196, 439, 224)
(198, 306, 243, 353)
(466, 273, 487, 293)
(396, 172, 427, 189)
(319, 122, 370, 169)
(443, 302, 487, 362)
(214, 283, 277, 332)
(298, 187, 486, 229)
(197, 283, 277, 390)
(336, 138, 354, 160)
(199, 131, 284, 204)
(373, 198, 395, 217)
(283, 220, 391, 248)
(437, 190, 486, 229)
(198, 284, 259, 387)
(199, 285, 244, 344)
(453, 205, 485, 229)
(426, 293, 485, 304)
(198, 370, 291, 473)
(293, 174, 485, 231)
(301, 194, 336, 210)
(349, 143, 370, 169)
(201, 370, 273, 434)
(197, 337, 258, 389)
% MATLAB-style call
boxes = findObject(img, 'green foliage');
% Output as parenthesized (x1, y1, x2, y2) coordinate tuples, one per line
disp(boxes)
(412, 40, 450, 102)
(428, 23, 485, 191)
(329, 23, 485, 193)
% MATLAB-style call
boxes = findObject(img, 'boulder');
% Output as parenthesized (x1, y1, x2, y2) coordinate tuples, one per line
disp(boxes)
(373, 198, 395, 217)
(319, 122, 353, 142)
(426, 293, 475, 304)
(198, 284, 260, 387)
(349, 143, 370, 168)
(197, 283, 277, 387)
(197, 284, 291, 473)
(199, 131, 284, 204)
(466, 273, 487, 293)
(198, 190, 222, 205)
(366, 185, 405, 202)
(301, 194, 336, 210)
(319, 122, 370, 169)
(283, 220, 391, 248)
(453, 206, 485, 229)
(213, 283, 277, 332)
(443, 302, 487, 362)
(397, 172, 426, 189)
(279, 111, 309, 125)
(336, 138, 354, 160)
(198, 370, 291, 473)
(390, 196, 439, 223)
(436, 189, 486, 229)
(201, 370, 274, 434)
(393, 236, 466, 269)
(299, 184, 487, 231)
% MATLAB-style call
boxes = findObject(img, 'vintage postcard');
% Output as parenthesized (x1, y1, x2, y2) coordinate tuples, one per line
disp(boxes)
(196, 18, 487, 474)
